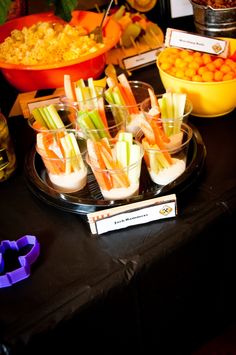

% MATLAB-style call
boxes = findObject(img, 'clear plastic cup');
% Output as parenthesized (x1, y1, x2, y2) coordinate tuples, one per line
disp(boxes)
(36, 130, 87, 193)
(28, 102, 78, 133)
(107, 80, 154, 136)
(141, 122, 193, 186)
(60, 86, 104, 112)
(140, 93, 193, 125)
(78, 104, 126, 141)
(86, 139, 144, 200)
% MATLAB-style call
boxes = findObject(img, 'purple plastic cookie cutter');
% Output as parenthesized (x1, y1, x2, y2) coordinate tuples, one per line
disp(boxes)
(0, 235, 40, 288)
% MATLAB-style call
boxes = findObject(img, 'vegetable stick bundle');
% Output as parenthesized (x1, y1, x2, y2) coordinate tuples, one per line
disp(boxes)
(31, 103, 85, 176)
(87, 132, 142, 191)
(36, 130, 85, 176)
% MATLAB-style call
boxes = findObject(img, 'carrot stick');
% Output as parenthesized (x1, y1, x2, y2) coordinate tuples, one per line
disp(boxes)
(140, 118, 156, 145)
(117, 74, 139, 113)
(32, 121, 47, 131)
(150, 121, 173, 164)
(100, 146, 130, 188)
(97, 97, 108, 128)
(148, 88, 160, 114)
(87, 139, 112, 190)
(37, 132, 65, 174)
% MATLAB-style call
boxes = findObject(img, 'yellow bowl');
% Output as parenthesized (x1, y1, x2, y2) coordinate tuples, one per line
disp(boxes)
(156, 38, 236, 117)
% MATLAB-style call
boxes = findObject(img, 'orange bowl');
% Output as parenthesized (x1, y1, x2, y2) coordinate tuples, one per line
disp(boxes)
(0, 11, 121, 92)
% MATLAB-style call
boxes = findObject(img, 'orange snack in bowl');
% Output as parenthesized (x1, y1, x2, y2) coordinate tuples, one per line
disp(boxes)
(158, 47, 236, 82)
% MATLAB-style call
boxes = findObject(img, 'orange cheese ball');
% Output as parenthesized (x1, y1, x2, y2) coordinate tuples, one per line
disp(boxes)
(158, 47, 236, 82)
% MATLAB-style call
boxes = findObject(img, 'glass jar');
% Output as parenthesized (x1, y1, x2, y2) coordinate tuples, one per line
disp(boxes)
(0, 112, 17, 182)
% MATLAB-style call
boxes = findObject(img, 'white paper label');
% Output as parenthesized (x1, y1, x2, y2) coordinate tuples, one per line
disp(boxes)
(123, 48, 160, 71)
(167, 30, 228, 56)
(93, 201, 176, 235)
(28, 97, 61, 114)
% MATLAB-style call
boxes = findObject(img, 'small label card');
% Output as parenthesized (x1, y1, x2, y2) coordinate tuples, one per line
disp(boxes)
(8, 88, 64, 118)
(87, 194, 177, 235)
(19, 91, 63, 118)
(165, 28, 229, 58)
(122, 47, 162, 71)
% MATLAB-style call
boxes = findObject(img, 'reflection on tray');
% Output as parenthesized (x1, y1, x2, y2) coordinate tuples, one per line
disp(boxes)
(24, 124, 206, 215)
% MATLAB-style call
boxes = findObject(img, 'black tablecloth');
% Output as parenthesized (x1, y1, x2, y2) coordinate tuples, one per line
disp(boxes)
(1, 63, 236, 355)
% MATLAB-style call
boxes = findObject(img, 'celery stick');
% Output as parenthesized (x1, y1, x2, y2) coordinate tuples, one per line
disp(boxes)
(118, 131, 133, 163)
(82, 87, 92, 102)
(163, 92, 175, 137)
(32, 108, 47, 128)
(118, 132, 133, 145)
(163, 92, 174, 118)
(112, 87, 127, 106)
(38, 107, 55, 130)
(46, 105, 65, 129)
(75, 87, 84, 108)
(88, 77, 99, 110)
(172, 93, 186, 134)
(77, 111, 100, 141)
(104, 88, 115, 104)
(88, 110, 108, 139)
(116, 141, 128, 167)
(60, 136, 72, 174)
(149, 150, 159, 175)
(149, 149, 170, 174)
(128, 144, 141, 184)
(158, 97, 173, 137)
(105, 87, 128, 124)
(156, 151, 170, 169)
(111, 87, 129, 124)
(76, 79, 86, 89)
(65, 133, 83, 172)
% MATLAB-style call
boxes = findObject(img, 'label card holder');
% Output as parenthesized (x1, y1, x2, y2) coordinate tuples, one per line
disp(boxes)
(122, 47, 162, 71)
(165, 28, 229, 58)
(87, 194, 177, 235)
